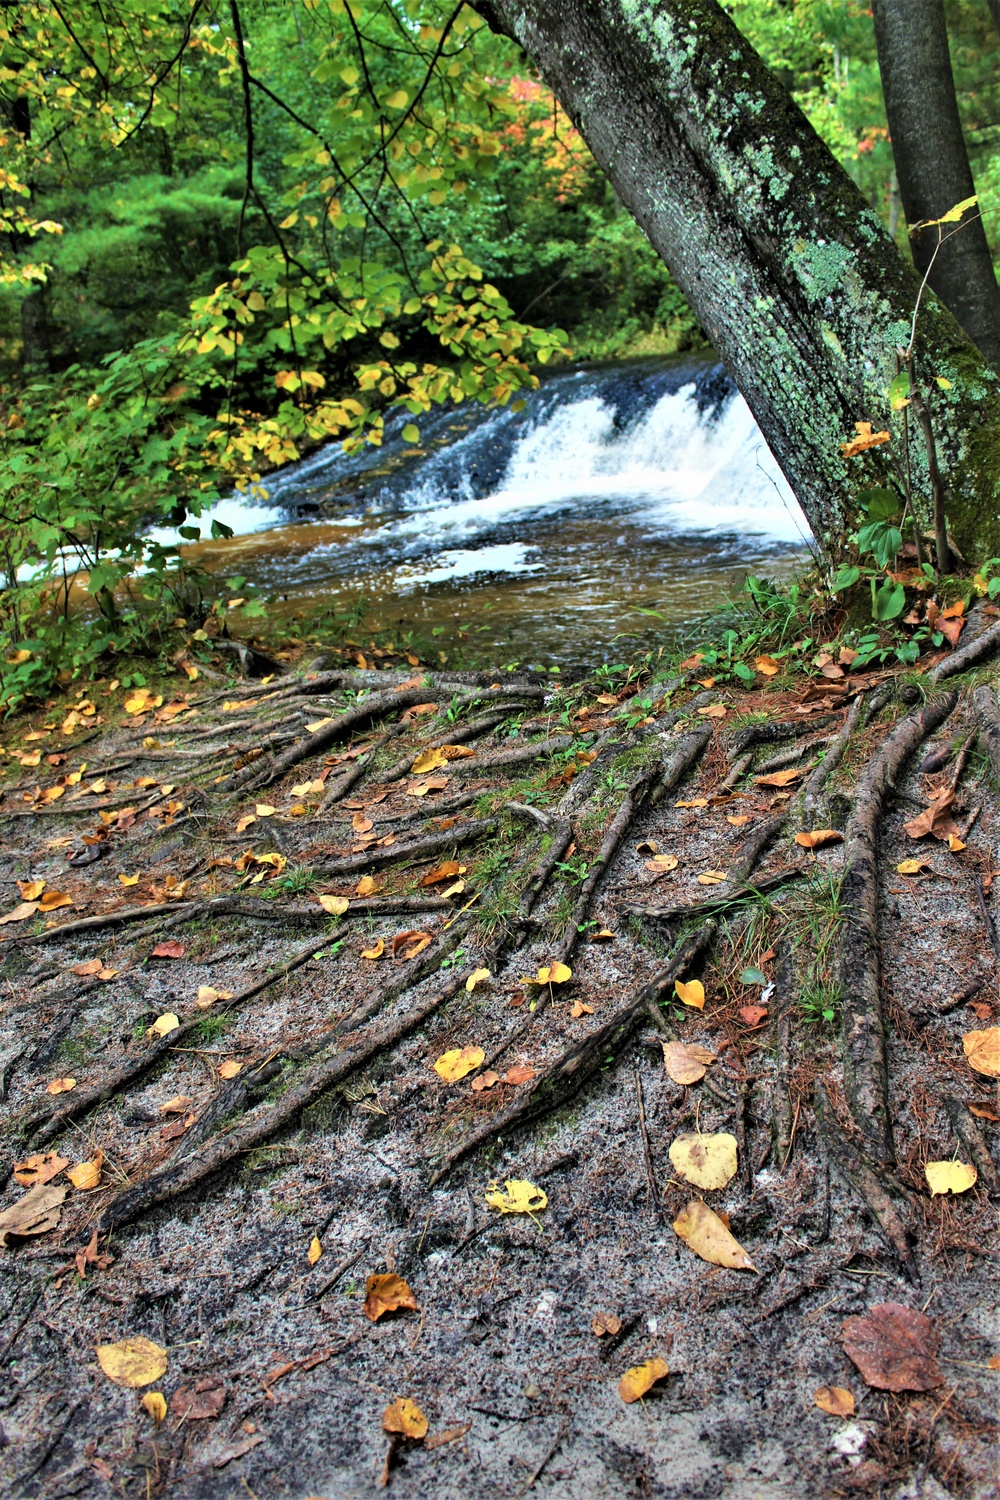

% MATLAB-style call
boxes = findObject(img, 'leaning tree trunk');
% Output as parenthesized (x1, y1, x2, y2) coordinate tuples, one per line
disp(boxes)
(474, 0, 1000, 564)
(872, 0, 1000, 372)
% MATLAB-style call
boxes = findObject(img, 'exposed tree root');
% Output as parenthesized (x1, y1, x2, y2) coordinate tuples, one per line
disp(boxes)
(837, 691, 957, 1166)
(379, 707, 530, 784)
(814, 1085, 917, 1280)
(97, 972, 470, 1232)
(627, 863, 807, 923)
(727, 714, 837, 761)
(929, 612, 1000, 681)
(800, 691, 866, 820)
(312, 818, 494, 877)
(972, 682, 1000, 780)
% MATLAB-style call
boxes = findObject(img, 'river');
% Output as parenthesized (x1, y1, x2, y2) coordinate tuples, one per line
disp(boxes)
(152, 354, 811, 671)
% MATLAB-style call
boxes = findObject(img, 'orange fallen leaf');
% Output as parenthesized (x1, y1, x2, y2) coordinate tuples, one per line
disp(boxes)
(674, 979, 705, 1010)
(696, 870, 727, 885)
(361, 938, 385, 960)
(962, 1027, 1000, 1076)
(65, 1150, 103, 1191)
(17, 879, 45, 901)
(618, 1357, 669, 1403)
(504, 1064, 535, 1085)
(392, 929, 433, 960)
(675, 799, 708, 809)
(46, 1077, 77, 1095)
(13, 1151, 69, 1187)
(352, 811, 373, 834)
(740, 1005, 769, 1027)
(814, 1386, 855, 1417)
(364, 1273, 418, 1322)
(151, 940, 185, 959)
(72, 959, 104, 977)
(38, 891, 73, 912)
(726, 814, 752, 827)
(471, 1071, 501, 1092)
(420, 860, 463, 886)
(570, 1000, 595, 1018)
(591, 1311, 622, 1337)
(697, 705, 727, 719)
(795, 829, 844, 850)
(754, 655, 780, 676)
(382, 1396, 428, 1439)
(754, 768, 804, 788)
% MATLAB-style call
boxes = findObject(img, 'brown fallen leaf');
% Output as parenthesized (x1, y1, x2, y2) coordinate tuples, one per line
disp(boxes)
(963, 1027, 1000, 1076)
(503, 1064, 535, 1085)
(0, 1182, 67, 1246)
(969, 1102, 1000, 1121)
(218, 1059, 243, 1080)
(645, 853, 679, 874)
(755, 768, 804, 788)
(842, 1304, 943, 1391)
(158, 1095, 191, 1115)
(592, 1311, 622, 1337)
(471, 1071, 501, 1092)
(96, 1336, 168, 1388)
(697, 704, 727, 719)
(13, 1150, 70, 1187)
(46, 1076, 76, 1095)
(151, 940, 185, 959)
(903, 788, 961, 842)
(0, 902, 40, 925)
(364, 1273, 418, 1322)
(618, 1357, 670, 1403)
(65, 1149, 103, 1191)
(672, 1199, 755, 1270)
(661, 1041, 717, 1085)
(740, 1004, 768, 1027)
(170, 1376, 226, 1420)
(755, 655, 780, 676)
(795, 829, 844, 850)
(424, 1423, 472, 1450)
(814, 1386, 855, 1417)
(697, 869, 727, 885)
(382, 1397, 428, 1439)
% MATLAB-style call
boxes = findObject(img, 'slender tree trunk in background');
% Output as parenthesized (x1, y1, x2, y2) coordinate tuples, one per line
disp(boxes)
(474, 0, 1000, 564)
(872, 0, 1000, 371)
(988, 0, 1000, 42)
(20, 284, 51, 372)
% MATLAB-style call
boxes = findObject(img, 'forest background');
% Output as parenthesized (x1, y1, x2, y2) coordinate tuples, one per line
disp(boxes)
(2, 0, 1000, 704)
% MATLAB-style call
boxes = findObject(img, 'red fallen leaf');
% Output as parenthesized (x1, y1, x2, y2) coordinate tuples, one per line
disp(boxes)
(842, 1303, 944, 1392)
(938, 615, 964, 648)
(969, 1001, 993, 1021)
(169, 1376, 226, 1420)
(150, 940, 185, 959)
(739, 1005, 768, 1027)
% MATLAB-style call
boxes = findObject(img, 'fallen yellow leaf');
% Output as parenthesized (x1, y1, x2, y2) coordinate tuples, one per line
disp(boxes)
(382, 1397, 428, 1439)
(485, 1179, 548, 1216)
(96, 1337, 167, 1388)
(755, 655, 780, 676)
(255, 803, 277, 817)
(963, 1027, 1000, 1076)
(46, 1077, 77, 1094)
(218, 1059, 243, 1079)
(433, 1046, 485, 1082)
(696, 870, 727, 885)
(754, 768, 803, 788)
(897, 858, 931, 876)
(618, 1357, 669, 1404)
(532, 962, 572, 985)
(148, 1013, 180, 1039)
(795, 830, 844, 850)
(356, 875, 378, 897)
(674, 978, 705, 1010)
(38, 891, 73, 912)
(412, 747, 448, 774)
(17, 879, 45, 901)
(235, 814, 256, 834)
(948, 834, 967, 852)
(668, 1132, 738, 1191)
(118, 872, 140, 887)
(318, 894, 350, 916)
(814, 1386, 855, 1417)
(570, 1000, 595, 1018)
(307, 1235, 323, 1265)
(466, 967, 490, 991)
(141, 1391, 167, 1424)
(65, 1150, 103, 1191)
(673, 1199, 755, 1270)
(924, 1160, 977, 1195)
(645, 853, 679, 873)
(842, 420, 891, 457)
(361, 938, 385, 960)
(196, 985, 233, 1010)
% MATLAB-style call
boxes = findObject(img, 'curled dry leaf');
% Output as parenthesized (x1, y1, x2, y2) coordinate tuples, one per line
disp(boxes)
(393, 930, 433, 960)
(924, 1160, 977, 1196)
(485, 1179, 548, 1216)
(592, 927, 615, 941)
(570, 1000, 595, 1018)
(13, 1151, 69, 1187)
(471, 1071, 500, 1092)
(424, 1423, 472, 1451)
(635, 840, 657, 854)
(159, 1096, 191, 1115)
(361, 938, 385, 960)
(697, 704, 727, 718)
(356, 875, 378, 897)
(421, 860, 463, 886)
(151, 940, 185, 959)
(841, 421, 891, 457)
(674, 978, 705, 1010)
(646, 853, 679, 874)
(141, 1392, 167, 1424)
(963, 1027, 1000, 1076)
(842, 1304, 943, 1392)
(814, 1386, 855, 1418)
(661, 1041, 717, 1085)
(18, 879, 45, 900)
(46, 1076, 76, 1095)
(591, 1311, 622, 1337)
(169, 1376, 226, 1420)
(755, 655, 780, 676)
(897, 859, 931, 876)
(148, 1013, 180, 1039)
(618, 1357, 669, 1404)
(0, 1182, 66, 1246)
(96, 1336, 168, 1388)
(352, 811, 374, 834)
(672, 1199, 755, 1270)
(795, 830, 844, 850)
(196, 985, 234, 1010)
(218, 1059, 242, 1080)
(669, 1132, 738, 1191)
(465, 967, 490, 991)
(433, 1046, 485, 1082)
(317, 894, 350, 916)
(66, 1149, 103, 1191)
(72, 958, 103, 977)
(382, 1397, 428, 1440)
(903, 788, 961, 842)
(740, 1005, 768, 1027)
(697, 870, 727, 885)
(364, 1273, 418, 1322)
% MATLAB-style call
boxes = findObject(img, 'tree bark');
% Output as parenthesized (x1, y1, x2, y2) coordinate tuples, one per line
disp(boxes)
(872, 0, 1000, 371)
(988, 0, 1000, 42)
(474, 0, 1000, 564)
